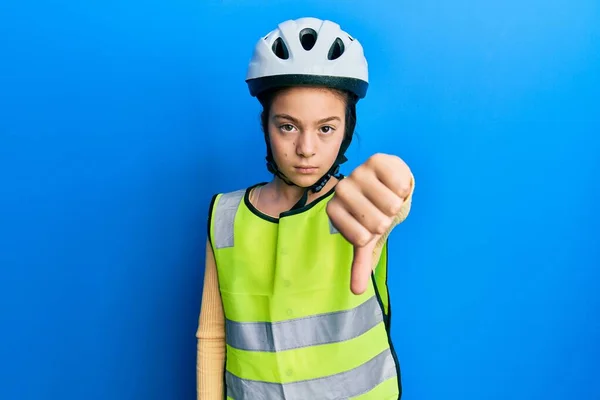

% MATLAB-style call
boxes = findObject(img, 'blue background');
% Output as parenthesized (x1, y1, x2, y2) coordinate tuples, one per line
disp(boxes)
(1, 0, 598, 399)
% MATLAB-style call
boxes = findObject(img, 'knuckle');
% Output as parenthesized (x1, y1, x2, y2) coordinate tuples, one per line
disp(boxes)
(399, 181, 411, 197)
(368, 153, 386, 165)
(369, 153, 386, 164)
(376, 217, 392, 234)
(389, 198, 403, 215)
(350, 165, 368, 181)
(390, 175, 408, 196)
(355, 233, 371, 247)
(326, 199, 341, 216)
(335, 179, 352, 199)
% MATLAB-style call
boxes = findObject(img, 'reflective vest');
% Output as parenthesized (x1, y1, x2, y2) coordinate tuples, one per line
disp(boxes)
(208, 183, 402, 399)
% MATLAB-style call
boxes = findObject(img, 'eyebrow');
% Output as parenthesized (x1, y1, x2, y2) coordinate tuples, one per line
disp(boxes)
(272, 114, 341, 125)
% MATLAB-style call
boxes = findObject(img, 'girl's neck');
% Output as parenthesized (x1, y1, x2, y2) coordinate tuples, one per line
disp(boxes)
(271, 175, 338, 203)
(253, 176, 339, 217)
(271, 177, 306, 204)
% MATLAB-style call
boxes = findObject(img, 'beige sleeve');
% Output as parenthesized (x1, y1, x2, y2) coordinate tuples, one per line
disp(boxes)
(372, 172, 415, 268)
(196, 239, 226, 400)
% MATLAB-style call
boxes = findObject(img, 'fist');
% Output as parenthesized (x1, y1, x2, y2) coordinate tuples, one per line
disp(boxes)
(326, 153, 412, 294)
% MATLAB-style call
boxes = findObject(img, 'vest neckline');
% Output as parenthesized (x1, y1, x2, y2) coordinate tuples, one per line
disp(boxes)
(243, 181, 339, 224)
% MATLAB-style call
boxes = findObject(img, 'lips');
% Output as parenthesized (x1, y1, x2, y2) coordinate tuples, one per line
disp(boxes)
(294, 166, 318, 174)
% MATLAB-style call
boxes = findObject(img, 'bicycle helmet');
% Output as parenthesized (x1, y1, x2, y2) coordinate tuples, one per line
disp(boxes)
(245, 17, 369, 207)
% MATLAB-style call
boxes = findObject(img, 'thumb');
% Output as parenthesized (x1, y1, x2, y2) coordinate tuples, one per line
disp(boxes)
(350, 239, 377, 295)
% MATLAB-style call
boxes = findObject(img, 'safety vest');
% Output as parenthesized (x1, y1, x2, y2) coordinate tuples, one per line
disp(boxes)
(208, 182, 402, 400)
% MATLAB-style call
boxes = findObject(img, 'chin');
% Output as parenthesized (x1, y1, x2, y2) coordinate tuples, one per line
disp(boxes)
(294, 177, 320, 188)
(287, 171, 321, 188)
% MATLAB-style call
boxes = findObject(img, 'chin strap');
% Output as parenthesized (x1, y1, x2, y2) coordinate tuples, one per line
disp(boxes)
(265, 155, 346, 209)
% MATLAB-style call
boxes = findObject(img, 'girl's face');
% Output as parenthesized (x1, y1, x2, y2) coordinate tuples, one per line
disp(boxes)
(267, 86, 347, 188)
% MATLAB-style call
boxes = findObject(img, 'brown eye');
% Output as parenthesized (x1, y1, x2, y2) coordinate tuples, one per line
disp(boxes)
(320, 126, 335, 134)
(280, 124, 296, 133)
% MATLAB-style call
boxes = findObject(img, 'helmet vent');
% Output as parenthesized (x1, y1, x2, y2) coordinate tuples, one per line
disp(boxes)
(299, 28, 317, 51)
(327, 38, 345, 60)
(272, 37, 289, 60)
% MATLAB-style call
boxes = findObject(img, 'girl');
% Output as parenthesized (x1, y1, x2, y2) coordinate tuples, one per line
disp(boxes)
(196, 17, 415, 400)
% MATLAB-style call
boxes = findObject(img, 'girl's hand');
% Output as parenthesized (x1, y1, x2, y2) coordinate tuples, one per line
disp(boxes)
(326, 153, 412, 295)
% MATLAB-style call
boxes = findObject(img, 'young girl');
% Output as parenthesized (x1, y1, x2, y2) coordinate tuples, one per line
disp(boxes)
(196, 17, 415, 400)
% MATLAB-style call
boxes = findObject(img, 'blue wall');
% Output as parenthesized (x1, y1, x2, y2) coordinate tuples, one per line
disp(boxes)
(1, 0, 598, 399)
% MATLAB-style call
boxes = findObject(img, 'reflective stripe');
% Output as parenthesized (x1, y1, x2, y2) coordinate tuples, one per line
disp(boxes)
(225, 295, 383, 352)
(225, 348, 397, 400)
(329, 217, 339, 234)
(213, 189, 245, 249)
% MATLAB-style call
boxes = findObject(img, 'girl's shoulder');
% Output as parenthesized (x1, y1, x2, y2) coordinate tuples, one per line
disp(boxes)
(213, 181, 267, 197)
(207, 181, 268, 214)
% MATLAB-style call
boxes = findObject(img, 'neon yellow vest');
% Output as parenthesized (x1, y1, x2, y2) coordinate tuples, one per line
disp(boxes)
(208, 183, 402, 399)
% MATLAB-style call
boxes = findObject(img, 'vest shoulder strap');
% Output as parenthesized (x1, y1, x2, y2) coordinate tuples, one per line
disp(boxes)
(210, 189, 245, 250)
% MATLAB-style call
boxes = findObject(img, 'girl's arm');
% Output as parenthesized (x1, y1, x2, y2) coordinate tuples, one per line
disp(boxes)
(196, 240, 226, 400)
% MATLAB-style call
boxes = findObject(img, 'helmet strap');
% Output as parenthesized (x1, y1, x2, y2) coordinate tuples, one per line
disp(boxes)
(264, 131, 351, 209)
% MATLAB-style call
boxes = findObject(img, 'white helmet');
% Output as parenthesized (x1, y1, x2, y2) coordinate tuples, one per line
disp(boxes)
(246, 17, 369, 99)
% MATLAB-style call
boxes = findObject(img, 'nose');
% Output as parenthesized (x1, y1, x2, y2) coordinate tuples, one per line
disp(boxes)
(296, 131, 316, 158)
